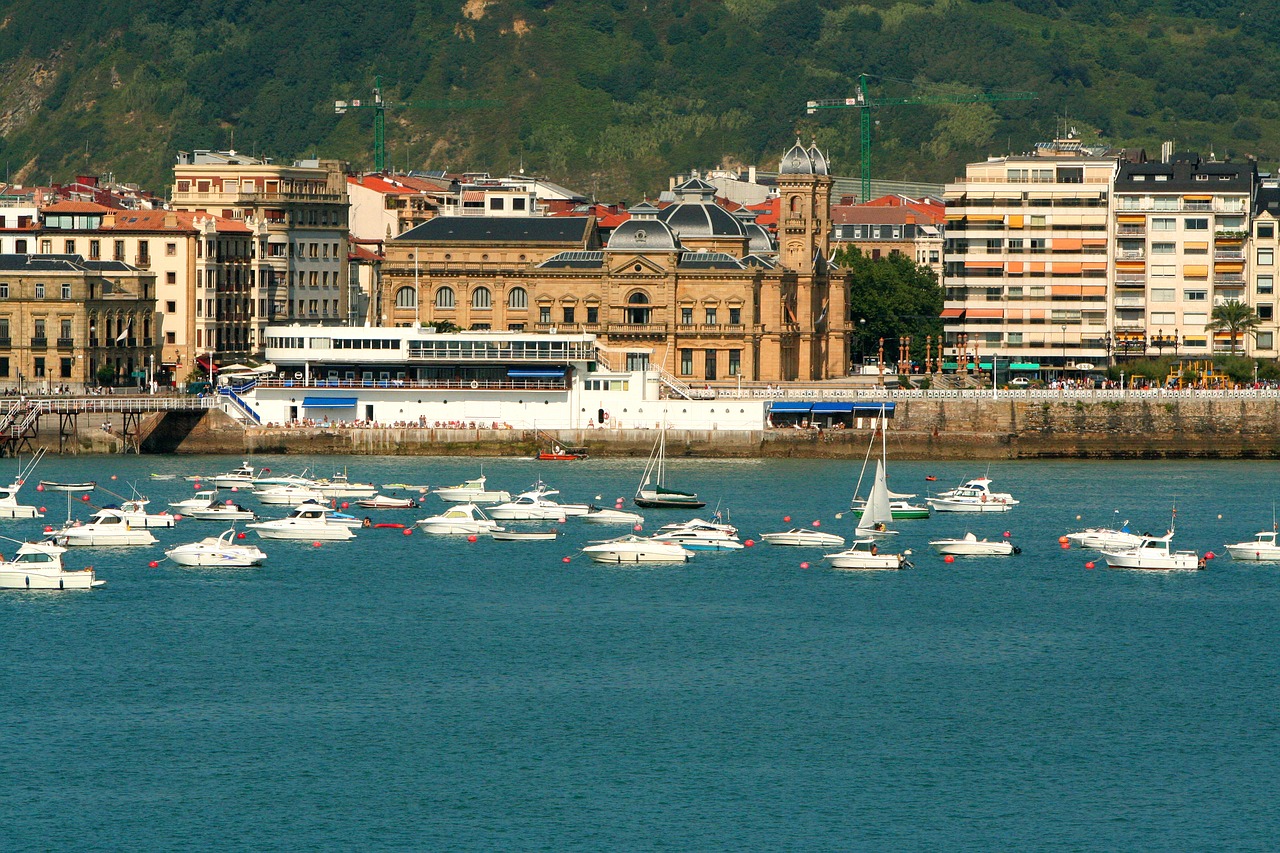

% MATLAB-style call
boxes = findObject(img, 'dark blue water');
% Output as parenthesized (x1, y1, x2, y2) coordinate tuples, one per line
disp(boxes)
(3, 454, 1278, 850)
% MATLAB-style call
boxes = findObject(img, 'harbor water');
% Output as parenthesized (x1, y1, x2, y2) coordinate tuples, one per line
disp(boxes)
(3, 454, 1279, 850)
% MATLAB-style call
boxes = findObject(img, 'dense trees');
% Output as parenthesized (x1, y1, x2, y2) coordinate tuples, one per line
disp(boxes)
(836, 247, 942, 365)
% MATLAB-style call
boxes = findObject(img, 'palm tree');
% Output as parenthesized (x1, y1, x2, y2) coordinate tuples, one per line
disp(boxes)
(1205, 299, 1262, 356)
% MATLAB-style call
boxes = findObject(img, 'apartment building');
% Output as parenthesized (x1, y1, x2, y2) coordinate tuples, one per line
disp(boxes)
(171, 150, 350, 345)
(1111, 155, 1255, 359)
(831, 194, 945, 280)
(942, 138, 1121, 371)
(1250, 185, 1280, 358)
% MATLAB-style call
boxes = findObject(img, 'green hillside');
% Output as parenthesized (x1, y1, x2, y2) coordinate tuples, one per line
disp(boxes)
(0, 0, 1277, 199)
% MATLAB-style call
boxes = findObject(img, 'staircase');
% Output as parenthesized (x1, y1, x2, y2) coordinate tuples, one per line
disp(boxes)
(217, 385, 262, 424)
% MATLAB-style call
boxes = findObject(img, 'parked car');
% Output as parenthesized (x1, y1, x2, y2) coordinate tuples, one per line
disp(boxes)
(1009, 377, 1031, 387)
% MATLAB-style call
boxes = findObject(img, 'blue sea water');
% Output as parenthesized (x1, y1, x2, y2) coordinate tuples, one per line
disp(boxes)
(2, 454, 1279, 851)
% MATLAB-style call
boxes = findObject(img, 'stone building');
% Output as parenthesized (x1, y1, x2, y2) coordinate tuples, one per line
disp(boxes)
(380, 142, 844, 382)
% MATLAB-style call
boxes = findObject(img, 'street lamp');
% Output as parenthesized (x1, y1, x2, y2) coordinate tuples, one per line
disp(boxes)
(1060, 323, 1068, 376)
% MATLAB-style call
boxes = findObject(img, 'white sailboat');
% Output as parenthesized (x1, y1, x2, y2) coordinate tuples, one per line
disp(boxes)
(634, 421, 704, 509)
(853, 414, 897, 539)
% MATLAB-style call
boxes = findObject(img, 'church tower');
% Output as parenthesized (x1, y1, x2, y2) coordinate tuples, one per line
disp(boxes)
(776, 139, 833, 273)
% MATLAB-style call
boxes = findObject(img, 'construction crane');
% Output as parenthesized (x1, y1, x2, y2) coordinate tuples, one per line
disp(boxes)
(334, 76, 501, 172)
(806, 74, 1036, 201)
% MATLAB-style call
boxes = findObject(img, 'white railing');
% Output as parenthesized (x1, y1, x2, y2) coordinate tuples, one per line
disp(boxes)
(705, 386, 1280, 402)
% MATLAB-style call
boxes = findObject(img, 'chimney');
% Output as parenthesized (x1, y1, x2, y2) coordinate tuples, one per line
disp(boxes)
(749, 165, 756, 184)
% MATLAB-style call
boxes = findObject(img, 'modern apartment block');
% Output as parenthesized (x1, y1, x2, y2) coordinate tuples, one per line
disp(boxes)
(171, 150, 350, 347)
(942, 138, 1121, 371)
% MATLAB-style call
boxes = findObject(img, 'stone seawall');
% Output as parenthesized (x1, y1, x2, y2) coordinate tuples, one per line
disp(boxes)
(21, 399, 1280, 458)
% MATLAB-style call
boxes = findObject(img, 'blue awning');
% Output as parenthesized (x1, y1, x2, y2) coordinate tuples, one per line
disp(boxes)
(811, 402, 855, 413)
(769, 402, 812, 413)
(507, 369, 565, 378)
(852, 402, 896, 415)
(301, 397, 357, 408)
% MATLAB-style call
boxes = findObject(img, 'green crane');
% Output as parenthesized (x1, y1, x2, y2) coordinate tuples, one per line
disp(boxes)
(806, 74, 1036, 201)
(334, 76, 501, 172)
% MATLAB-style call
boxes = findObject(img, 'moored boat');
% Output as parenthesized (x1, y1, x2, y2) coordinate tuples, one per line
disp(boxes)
(53, 509, 158, 547)
(1102, 531, 1200, 571)
(355, 494, 419, 509)
(0, 541, 104, 589)
(581, 506, 645, 524)
(634, 424, 704, 509)
(433, 474, 511, 504)
(39, 481, 96, 492)
(760, 528, 846, 547)
(1225, 530, 1280, 562)
(927, 477, 1019, 513)
(824, 538, 911, 570)
(246, 504, 356, 541)
(415, 502, 501, 535)
(930, 532, 1019, 556)
(581, 534, 690, 564)
(165, 528, 268, 567)
(1065, 522, 1144, 551)
(491, 529, 559, 541)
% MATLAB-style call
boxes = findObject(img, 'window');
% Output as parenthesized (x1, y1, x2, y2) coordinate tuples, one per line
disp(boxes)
(1259, 248, 1274, 266)
(1150, 312, 1176, 325)
(60, 357, 72, 378)
(705, 308, 717, 325)
(61, 283, 71, 299)
(1, 282, 9, 299)
(34, 283, 44, 299)
(33, 357, 44, 378)
(1258, 332, 1274, 349)
(166, 242, 177, 256)
(1259, 276, 1274, 295)
(0, 357, 7, 376)
(728, 349, 741, 376)
(166, 332, 176, 344)
(587, 306, 598, 324)
(680, 348, 693, 375)
(14, 239, 25, 253)
(166, 272, 176, 285)
(563, 307, 575, 323)
(1184, 218, 1209, 230)
(1150, 288, 1176, 302)
(1184, 290, 1208, 301)
(513, 198, 526, 211)
(64, 239, 75, 254)
(39, 239, 50, 253)
(434, 286, 455, 308)
(1150, 265, 1176, 277)
(1258, 223, 1275, 239)
(88, 240, 99, 259)
(395, 286, 417, 309)
(729, 307, 741, 325)
(1007, 332, 1023, 344)
(471, 287, 492, 309)
(539, 306, 551, 323)
(1151, 242, 1176, 254)
(60, 319, 71, 340)
(1152, 218, 1176, 231)
(681, 307, 693, 325)
(1259, 305, 1275, 321)
(508, 287, 528, 309)
(489, 198, 504, 211)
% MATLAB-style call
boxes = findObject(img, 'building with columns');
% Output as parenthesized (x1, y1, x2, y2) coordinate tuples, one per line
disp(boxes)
(378, 141, 844, 383)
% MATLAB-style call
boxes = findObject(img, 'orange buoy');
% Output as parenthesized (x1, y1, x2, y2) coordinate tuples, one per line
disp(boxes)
(783, 515, 791, 523)
(633, 524, 642, 531)
(1060, 541, 1070, 549)
(1058, 536, 1069, 544)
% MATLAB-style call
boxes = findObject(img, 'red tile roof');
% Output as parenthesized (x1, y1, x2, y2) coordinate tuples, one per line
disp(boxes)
(41, 200, 115, 214)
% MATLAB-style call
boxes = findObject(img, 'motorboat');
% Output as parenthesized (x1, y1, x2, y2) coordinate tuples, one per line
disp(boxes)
(254, 483, 326, 505)
(1065, 522, 1144, 551)
(491, 529, 559, 541)
(581, 506, 645, 524)
(113, 498, 178, 529)
(246, 504, 356, 541)
(927, 477, 1019, 513)
(165, 528, 268, 568)
(355, 494, 419, 509)
(825, 538, 912, 570)
(416, 503, 501, 535)
(149, 473, 178, 481)
(0, 451, 45, 519)
(930, 532, 1019, 556)
(581, 534, 690, 564)
(0, 541, 104, 589)
(657, 518, 738, 537)
(211, 461, 259, 488)
(184, 500, 258, 522)
(1225, 530, 1280, 562)
(53, 509, 159, 547)
(1103, 531, 1200, 571)
(433, 475, 511, 504)
(170, 490, 221, 511)
(634, 423, 704, 508)
(312, 472, 378, 499)
(488, 484, 588, 520)
(39, 481, 96, 492)
(651, 528, 743, 551)
(760, 528, 846, 547)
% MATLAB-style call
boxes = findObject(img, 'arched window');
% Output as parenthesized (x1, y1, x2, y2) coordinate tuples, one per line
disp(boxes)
(789, 195, 801, 214)
(626, 291, 651, 324)
(395, 286, 417, 309)
(472, 287, 492, 309)
(435, 286, 455, 309)
(508, 287, 528, 309)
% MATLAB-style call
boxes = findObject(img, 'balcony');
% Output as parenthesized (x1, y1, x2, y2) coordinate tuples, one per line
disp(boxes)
(1214, 274, 1245, 284)
(1115, 249, 1145, 260)
(1183, 201, 1213, 212)
(1214, 250, 1245, 261)
(1114, 319, 1146, 330)
(1115, 276, 1146, 288)
(30, 337, 47, 349)
(134, 254, 151, 268)
(1115, 296, 1145, 308)
(606, 323, 669, 337)
(56, 337, 74, 349)
(1116, 226, 1146, 236)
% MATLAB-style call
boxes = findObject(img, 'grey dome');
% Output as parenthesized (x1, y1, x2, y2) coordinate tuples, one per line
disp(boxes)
(780, 139, 815, 175)
(658, 201, 747, 239)
(672, 177, 718, 200)
(746, 222, 775, 255)
(607, 218, 681, 251)
(807, 144, 829, 176)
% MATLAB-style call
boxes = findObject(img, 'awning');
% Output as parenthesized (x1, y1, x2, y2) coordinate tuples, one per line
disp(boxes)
(1183, 194, 1213, 201)
(196, 356, 218, 373)
(942, 189, 966, 200)
(1183, 265, 1209, 277)
(1007, 215, 1025, 228)
(507, 368, 565, 378)
(940, 308, 966, 318)
(1053, 238, 1083, 251)
(964, 261, 1003, 269)
(967, 308, 1005, 319)
(1117, 214, 1147, 223)
(852, 402, 896, 415)
(811, 402, 855, 414)
(1010, 362, 1040, 371)
(302, 397, 357, 408)
(1184, 242, 1209, 251)
(944, 213, 966, 221)
(769, 402, 812, 413)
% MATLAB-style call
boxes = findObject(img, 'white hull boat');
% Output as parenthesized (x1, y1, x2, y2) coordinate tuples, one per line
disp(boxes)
(489, 485, 585, 520)
(634, 424, 704, 509)
(825, 539, 911, 570)
(930, 533, 1018, 556)
(852, 414, 899, 538)
(657, 518, 738, 537)
(581, 534, 689, 563)
(1225, 530, 1280, 562)
(247, 505, 356, 541)
(165, 529, 268, 567)
(433, 475, 511, 504)
(581, 507, 645, 524)
(416, 503, 501, 535)
(760, 528, 846, 547)
(491, 529, 558, 541)
(185, 502, 258, 522)
(312, 473, 378, 499)
(114, 499, 178, 529)
(54, 509, 158, 547)
(0, 451, 45, 518)
(928, 477, 1019, 513)
(254, 484, 326, 505)
(1066, 524, 1144, 551)
(1103, 531, 1200, 570)
(355, 494, 419, 509)
(0, 541, 104, 589)
(211, 462, 259, 489)
(170, 490, 221, 511)
(652, 530, 743, 551)
(39, 481, 96, 492)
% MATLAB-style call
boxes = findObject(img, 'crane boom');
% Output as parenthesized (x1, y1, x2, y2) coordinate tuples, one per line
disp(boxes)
(806, 74, 1036, 201)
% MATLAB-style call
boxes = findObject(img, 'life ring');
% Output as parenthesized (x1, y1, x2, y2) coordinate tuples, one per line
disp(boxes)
(375, 523, 406, 529)
(470, 380, 479, 389)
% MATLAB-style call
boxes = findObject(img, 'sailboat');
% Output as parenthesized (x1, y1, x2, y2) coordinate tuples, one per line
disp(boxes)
(634, 422, 705, 509)
(853, 412, 897, 539)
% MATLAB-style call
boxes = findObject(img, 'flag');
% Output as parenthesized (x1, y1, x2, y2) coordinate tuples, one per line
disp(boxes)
(115, 325, 130, 343)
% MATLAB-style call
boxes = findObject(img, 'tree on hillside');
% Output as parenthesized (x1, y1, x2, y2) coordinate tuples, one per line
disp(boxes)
(1204, 299, 1261, 356)
(834, 246, 943, 367)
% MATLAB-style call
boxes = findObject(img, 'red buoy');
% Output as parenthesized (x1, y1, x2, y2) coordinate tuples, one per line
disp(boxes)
(944, 554, 955, 563)
(467, 534, 478, 542)
(744, 539, 754, 547)
(148, 560, 159, 568)
(35, 484, 44, 492)
(237, 532, 246, 539)
(812, 520, 821, 527)
(799, 561, 810, 569)
(402, 528, 412, 536)
(81, 494, 90, 502)
(312, 541, 322, 547)
(633, 524, 642, 531)
(562, 556, 571, 563)
(783, 515, 791, 523)
(341, 502, 349, 510)
(1085, 561, 1096, 570)
(1060, 541, 1070, 549)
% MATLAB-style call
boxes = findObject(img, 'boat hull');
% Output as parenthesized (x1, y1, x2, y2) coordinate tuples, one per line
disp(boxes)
(491, 530, 558, 541)
(415, 521, 497, 535)
(0, 569, 102, 589)
(0, 506, 42, 519)
(927, 499, 1015, 513)
(1103, 553, 1201, 570)
(1066, 529, 1144, 551)
(634, 493, 706, 509)
(581, 510, 645, 524)
(1225, 544, 1280, 562)
(583, 547, 688, 563)
(186, 509, 258, 522)
(760, 531, 846, 547)
(165, 547, 267, 567)
(824, 552, 906, 570)
(58, 531, 158, 547)
(247, 525, 354, 541)
(930, 540, 1015, 556)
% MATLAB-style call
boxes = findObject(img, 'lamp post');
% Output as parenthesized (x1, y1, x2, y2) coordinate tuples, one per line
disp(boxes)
(1060, 323, 1068, 377)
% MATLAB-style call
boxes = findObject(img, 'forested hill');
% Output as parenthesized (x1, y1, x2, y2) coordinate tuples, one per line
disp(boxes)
(0, 0, 1277, 199)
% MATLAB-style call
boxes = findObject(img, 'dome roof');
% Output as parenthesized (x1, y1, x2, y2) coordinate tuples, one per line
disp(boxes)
(606, 218, 681, 251)
(808, 144, 829, 176)
(658, 201, 747, 239)
(746, 222, 775, 255)
(672, 176, 718, 200)
(780, 138, 815, 175)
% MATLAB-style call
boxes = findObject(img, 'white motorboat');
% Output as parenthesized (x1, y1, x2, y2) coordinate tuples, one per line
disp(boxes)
(433, 474, 511, 504)
(113, 498, 178, 529)
(39, 481, 96, 492)
(927, 477, 1019, 513)
(825, 538, 912, 570)
(0, 450, 45, 519)
(1065, 522, 1144, 551)
(488, 484, 588, 520)
(185, 500, 258, 522)
(415, 502, 501, 535)
(246, 504, 356, 541)
(211, 461, 259, 488)
(355, 494, 419, 509)
(53, 509, 159, 547)
(165, 528, 268, 567)
(254, 483, 327, 505)
(1103, 531, 1200, 571)
(581, 534, 690, 563)
(312, 472, 379, 499)
(657, 518, 738, 536)
(491, 529, 559, 541)
(0, 541, 104, 589)
(930, 532, 1019, 556)
(760, 528, 846, 547)
(581, 506, 645, 524)
(169, 489, 221, 511)
(1225, 530, 1280, 562)
(652, 528, 743, 551)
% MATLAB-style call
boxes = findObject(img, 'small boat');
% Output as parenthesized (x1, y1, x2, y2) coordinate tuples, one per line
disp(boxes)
(634, 423, 704, 509)
(355, 494, 419, 510)
(312, 471, 379, 499)
(849, 498, 931, 520)
(433, 474, 511, 504)
(930, 532, 1019, 556)
(415, 503, 501, 535)
(185, 501, 258, 522)
(383, 483, 430, 492)
(1103, 530, 1200, 571)
(254, 483, 326, 505)
(581, 534, 690, 564)
(491, 529, 559, 541)
(165, 528, 267, 567)
(53, 509, 159, 547)
(925, 475, 937, 481)
(581, 506, 645, 524)
(538, 442, 588, 461)
(657, 518, 738, 537)
(1225, 530, 1280, 562)
(0, 541, 104, 589)
(927, 477, 1019, 513)
(1065, 522, 1144, 551)
(112, 498, 178, 528)
(39, 481, 96, 492)
(825, 538, 912, 570)
(0, 451, 46, 519)
(651, 529, 743, 551)
(149, 473, 178, 481)
(759, 528, 846, 547)
(488, 483, 589, 520)
(850, 409, 901, 537)
(170, 490, 220, 511)
(211, 462, 259, 489)
(246, 504, 356, 541)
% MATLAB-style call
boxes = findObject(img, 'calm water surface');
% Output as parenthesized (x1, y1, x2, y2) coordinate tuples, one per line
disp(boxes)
(3, 454, 1279, 850)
